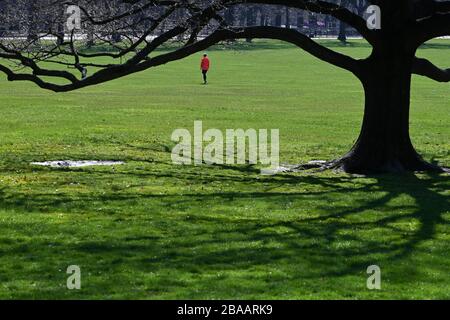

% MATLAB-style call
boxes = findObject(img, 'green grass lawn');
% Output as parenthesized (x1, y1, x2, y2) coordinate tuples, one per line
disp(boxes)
(0, 40, 448, 299)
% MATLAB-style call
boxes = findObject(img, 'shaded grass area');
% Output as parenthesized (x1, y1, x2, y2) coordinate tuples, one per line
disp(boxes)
(0, 40, 448, 299)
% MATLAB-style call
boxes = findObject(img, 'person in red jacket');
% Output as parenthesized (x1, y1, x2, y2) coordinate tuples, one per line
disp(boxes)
(200, 53, 210, 84)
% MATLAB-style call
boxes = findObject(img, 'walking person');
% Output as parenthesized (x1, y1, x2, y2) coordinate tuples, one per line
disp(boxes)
(201, 53, 210, 84)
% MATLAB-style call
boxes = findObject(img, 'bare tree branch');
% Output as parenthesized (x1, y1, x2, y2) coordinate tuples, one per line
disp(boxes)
(413, 57, 450, 83)
(242, 0, 377, 44)
(0, 0, 367, 91)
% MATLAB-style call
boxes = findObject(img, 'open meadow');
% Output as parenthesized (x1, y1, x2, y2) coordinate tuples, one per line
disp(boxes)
(0, 40, 448, 299)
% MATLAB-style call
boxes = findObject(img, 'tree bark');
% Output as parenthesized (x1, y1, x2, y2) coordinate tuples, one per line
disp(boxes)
(337, 48, 441, 173)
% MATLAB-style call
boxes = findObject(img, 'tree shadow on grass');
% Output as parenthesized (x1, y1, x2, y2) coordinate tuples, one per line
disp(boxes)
(0, 163, 448, 298)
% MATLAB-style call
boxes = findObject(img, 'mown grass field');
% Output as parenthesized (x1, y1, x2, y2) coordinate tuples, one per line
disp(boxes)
(0, 40, 448, 299)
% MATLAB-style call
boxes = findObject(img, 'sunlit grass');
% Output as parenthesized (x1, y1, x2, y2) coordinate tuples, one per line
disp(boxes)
(0, 40, 448, 299)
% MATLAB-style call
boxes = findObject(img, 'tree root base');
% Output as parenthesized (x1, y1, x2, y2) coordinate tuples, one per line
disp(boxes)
(289, 157, 449, 175)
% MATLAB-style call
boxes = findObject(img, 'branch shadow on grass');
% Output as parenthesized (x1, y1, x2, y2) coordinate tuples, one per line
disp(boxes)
(0, 161, 448, 297)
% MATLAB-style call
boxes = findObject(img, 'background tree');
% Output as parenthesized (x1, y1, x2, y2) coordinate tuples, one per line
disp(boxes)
(337, 0, 368, 42)
(0, 0, 449, 173)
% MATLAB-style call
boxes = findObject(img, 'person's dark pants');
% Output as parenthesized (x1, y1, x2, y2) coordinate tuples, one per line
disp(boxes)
(202, 70, 208, 83)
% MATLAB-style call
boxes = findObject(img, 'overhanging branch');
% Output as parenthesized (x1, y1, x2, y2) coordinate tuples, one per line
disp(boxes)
(0, 0, 368, 92)
(413, 57, 450, 83)
(242, 0, 376, 45)
(0, 26, 363, 92)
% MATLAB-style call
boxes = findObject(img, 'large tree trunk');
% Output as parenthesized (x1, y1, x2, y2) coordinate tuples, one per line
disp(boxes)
(337, 49, 441, 173)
